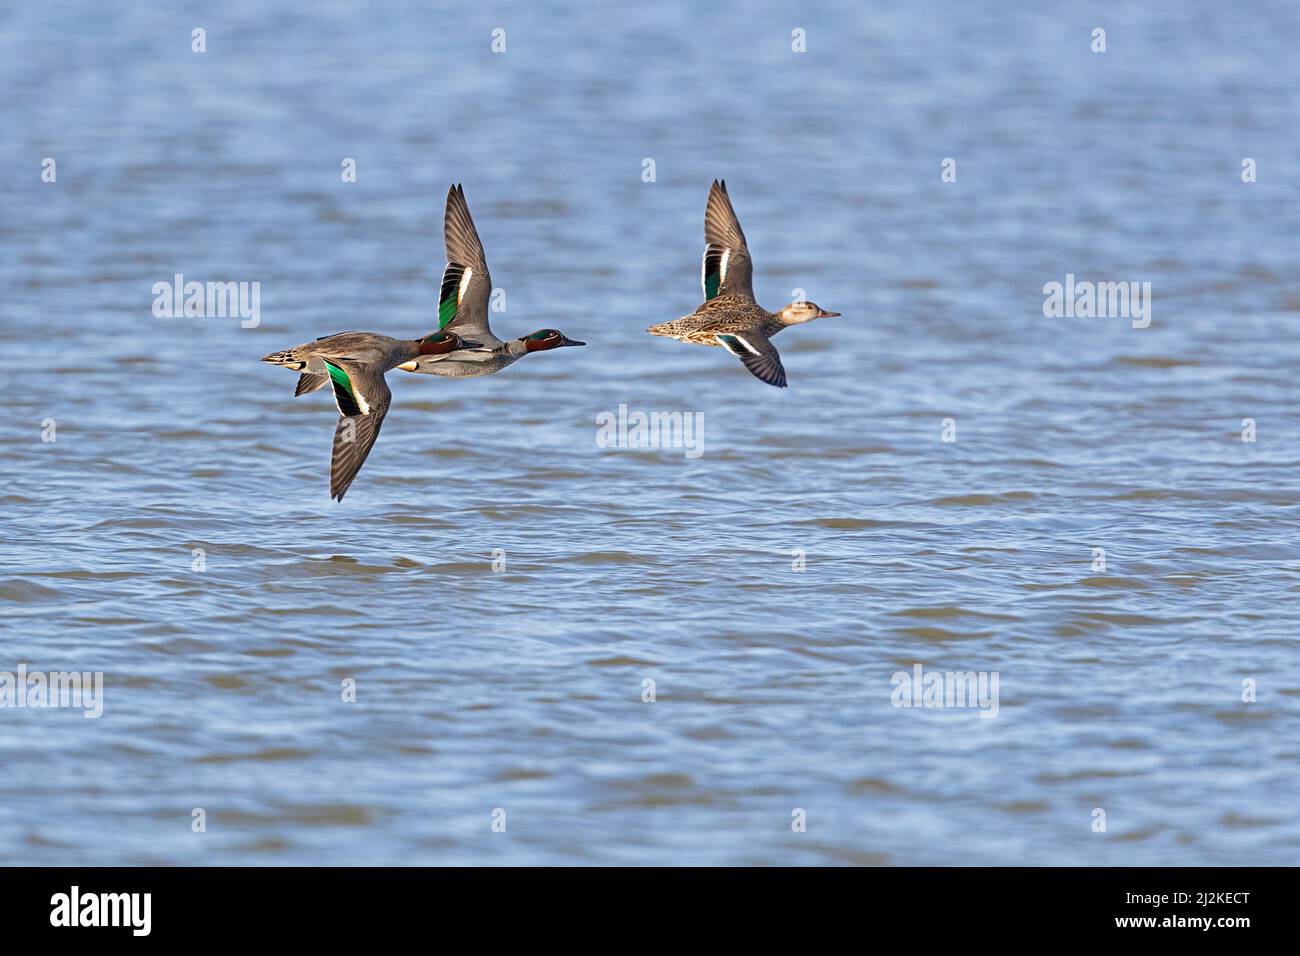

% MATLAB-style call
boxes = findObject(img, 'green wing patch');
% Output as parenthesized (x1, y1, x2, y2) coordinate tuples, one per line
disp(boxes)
(323, 360, 362, 417)
(439, 262, 466, 329)
(702, 245, 724, 300)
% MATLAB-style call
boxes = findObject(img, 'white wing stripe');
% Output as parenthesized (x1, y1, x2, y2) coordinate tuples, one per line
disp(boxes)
(716, 333, 761, 356)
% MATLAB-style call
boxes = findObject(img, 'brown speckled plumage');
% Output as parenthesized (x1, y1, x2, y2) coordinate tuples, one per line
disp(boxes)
(646, 180, 840, 389)
(648, 294, 784, 343)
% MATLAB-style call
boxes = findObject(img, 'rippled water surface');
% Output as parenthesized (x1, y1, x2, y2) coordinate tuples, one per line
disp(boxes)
(2, 0, 1299, 865)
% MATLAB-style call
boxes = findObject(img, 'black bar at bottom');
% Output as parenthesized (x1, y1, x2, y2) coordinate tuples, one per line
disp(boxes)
(0, 866, 1281, 940)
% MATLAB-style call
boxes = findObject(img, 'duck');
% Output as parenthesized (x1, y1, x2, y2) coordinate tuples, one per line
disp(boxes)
(646, 180, 840, 388)
(261, 329, 480, 500)
(398, 184, 585, 378)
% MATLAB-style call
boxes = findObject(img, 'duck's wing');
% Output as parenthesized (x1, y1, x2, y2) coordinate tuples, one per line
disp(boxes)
(437, 184, 501, 347)
(295, 372, 328, 396)
(702, 179, 755, 302)
(322, 359, 392, 501)
(716, 331, 787, 388)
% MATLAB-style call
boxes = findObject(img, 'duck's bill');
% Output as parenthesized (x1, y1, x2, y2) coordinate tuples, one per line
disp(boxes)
(561, 336, 586, 347)
(456, 339, 484, 349)
(818, 310, 841, 318)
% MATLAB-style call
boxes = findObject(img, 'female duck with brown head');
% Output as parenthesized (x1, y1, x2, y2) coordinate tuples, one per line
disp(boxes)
(646, 180, 840, 388)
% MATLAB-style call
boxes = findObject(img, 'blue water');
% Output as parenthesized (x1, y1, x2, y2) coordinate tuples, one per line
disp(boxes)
(1, 0, 1298, 865)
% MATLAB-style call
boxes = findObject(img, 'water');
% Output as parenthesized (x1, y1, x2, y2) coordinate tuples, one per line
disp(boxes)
(2, 0, 1298, 865)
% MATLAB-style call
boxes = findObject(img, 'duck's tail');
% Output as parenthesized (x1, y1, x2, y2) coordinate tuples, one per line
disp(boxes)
(262, 350, 328, 397)
(261, 349, 305, 369)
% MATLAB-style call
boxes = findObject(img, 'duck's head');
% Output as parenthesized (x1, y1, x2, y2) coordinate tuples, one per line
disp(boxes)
(417, 330, 481, 355)
(521, 329, 586, 352)
(778, 300, 840, 325)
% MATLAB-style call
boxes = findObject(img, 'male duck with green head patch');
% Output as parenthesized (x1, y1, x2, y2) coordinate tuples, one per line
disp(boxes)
(647, 180, 840, 388)
(399, 184, 586, 378)
(261, 327, 480, 501)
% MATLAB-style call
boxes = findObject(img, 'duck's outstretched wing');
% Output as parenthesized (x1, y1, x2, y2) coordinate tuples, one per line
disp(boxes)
(322, 359, 392, 501)
(716, 331, 787, 388)
(295, 372, 328, 396)
(702, 179, 754, 302)
(436, 184, 501, 347)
